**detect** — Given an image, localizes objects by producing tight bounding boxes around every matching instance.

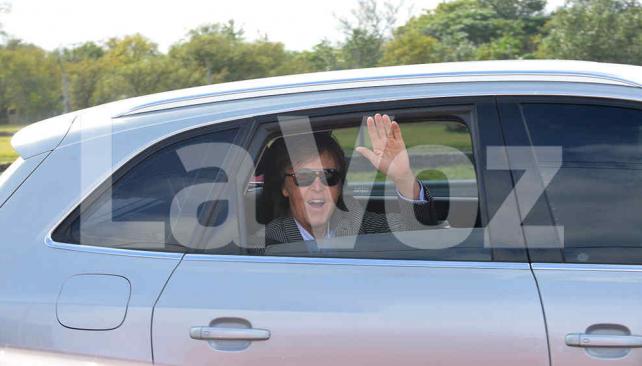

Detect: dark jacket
[260,184,438,246]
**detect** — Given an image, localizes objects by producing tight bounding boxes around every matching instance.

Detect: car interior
[241,112,487,259]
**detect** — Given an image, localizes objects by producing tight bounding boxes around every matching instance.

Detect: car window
[52,128,240,252]
[338,120,476,192]
[243,110,493,262]
[520,103,642,264]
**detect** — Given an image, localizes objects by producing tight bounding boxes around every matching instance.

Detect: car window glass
[53,128,240,252]
[521,103,642,264]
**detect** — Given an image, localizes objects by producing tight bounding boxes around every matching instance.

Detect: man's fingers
[374,113,385,139]
[355,146,379,167]
[391,121,402,140]
[366,116,381,146]
[382,114,392,137]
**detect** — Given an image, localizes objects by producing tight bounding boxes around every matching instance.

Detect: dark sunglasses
[285,168,342,187]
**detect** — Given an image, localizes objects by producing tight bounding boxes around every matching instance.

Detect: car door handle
[190,326,271,341]
[566,333,642,348]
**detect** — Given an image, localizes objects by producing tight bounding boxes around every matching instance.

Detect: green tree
[58,42,105,110]
[341,28,385,68]
[305,40,343,71]
[337,0,403,68]
[383,0,548,63]
[0,40,61,123]
[480,0,547,19]
[169,21,245,84]
[93,34,183,103]
[170,21,296,84]
[380,18,443,65]
[538,0,642,64]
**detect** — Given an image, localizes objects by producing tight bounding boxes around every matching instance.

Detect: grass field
[335,121,475,180]
[0,124,25,164]
[333,121,472,155]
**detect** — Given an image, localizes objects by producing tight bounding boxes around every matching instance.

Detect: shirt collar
[294,219,334,240]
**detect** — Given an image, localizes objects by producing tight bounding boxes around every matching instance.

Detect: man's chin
[307,215,331,229]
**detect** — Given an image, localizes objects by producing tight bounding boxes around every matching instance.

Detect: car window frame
[240,96,527,262]
[50,118,255,253]
[51,95,525,263]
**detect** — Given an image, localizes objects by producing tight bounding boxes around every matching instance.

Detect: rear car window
[52,128,240,252]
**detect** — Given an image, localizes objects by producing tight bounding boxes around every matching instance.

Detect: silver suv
[1,60,641,365]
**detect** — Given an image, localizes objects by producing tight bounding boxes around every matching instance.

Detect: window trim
[240,97,524,262]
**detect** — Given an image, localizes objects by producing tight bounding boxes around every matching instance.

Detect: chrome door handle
[566,333,642,348]
[190,326,271,341]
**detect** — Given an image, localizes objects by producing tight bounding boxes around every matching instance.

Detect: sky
[1,0,565,53]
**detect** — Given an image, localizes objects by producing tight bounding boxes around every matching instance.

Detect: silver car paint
[116,60,642,116]
[10,112,76,159]
[0,135,182,363]
[532,264,642,365]
[0,152,48,208]
[153,257,549,366]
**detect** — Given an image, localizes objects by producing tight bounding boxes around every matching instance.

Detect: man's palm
[355,114,413,183]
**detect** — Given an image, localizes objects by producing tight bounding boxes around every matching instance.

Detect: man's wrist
[392,170,416,186]
[393,173,419,200]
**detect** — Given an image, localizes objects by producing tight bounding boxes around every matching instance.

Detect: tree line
[0,0,641,124]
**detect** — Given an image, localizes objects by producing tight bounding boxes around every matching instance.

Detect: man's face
[281,151,341,233]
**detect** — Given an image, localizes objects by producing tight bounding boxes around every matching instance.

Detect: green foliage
[380,22,442,65]
[0,124,23,164]
[0,0,641,126]
[292,40,343,72]
[341,28,385,68]
[0,40,62,123]
[538,0,642,64]
[336,0,403,68]
[90,34,188,104]
[480,0,547,19]
[380,0,548,64]
[169,21,297,84]
[58,42,106,110]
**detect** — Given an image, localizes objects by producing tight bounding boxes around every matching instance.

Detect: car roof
[115,60,642,117]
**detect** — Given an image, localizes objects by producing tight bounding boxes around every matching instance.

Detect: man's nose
[310,176,324,191]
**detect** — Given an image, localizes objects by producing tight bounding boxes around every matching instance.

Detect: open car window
[243,109,493,262]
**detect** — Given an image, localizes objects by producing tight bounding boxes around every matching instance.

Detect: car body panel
[153,257,549,366]
[116,60,642,116]
[532,264,642,365]
[0,152,48,208]
[10,113,77,159]
[0,134,182,363]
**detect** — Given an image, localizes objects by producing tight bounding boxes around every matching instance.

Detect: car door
[152,97,549,366]
[498,95,642,366]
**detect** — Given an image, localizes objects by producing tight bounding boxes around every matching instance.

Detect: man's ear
[282,184,289,198]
